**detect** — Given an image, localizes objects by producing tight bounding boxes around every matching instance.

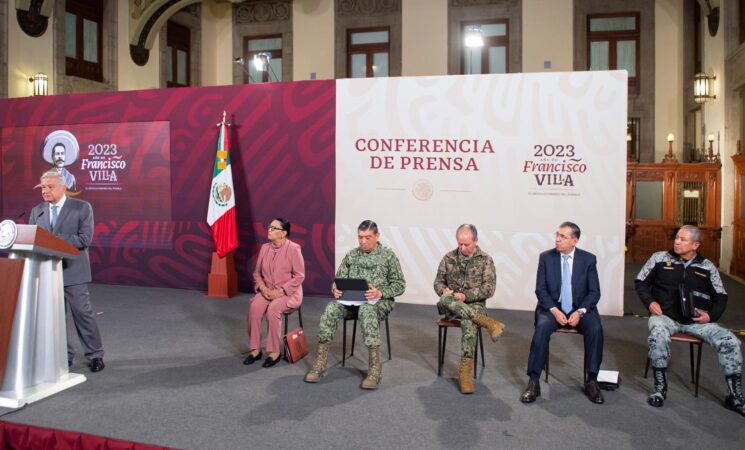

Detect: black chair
[279,306,303,361]
[644,332,703,397]
[437,318,485,378]
[544,327,586,383]
[341,313,391,367]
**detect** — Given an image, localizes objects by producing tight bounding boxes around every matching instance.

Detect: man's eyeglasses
[267,226,284,232]
[555,232,574,241]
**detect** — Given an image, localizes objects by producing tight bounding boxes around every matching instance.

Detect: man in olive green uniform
[435,224,504,394]
[305,220,406,389]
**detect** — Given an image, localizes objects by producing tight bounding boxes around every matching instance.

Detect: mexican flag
[206,113,238,257]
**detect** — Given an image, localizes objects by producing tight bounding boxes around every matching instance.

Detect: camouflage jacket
[434,246,496,306]
[335,242,406,301]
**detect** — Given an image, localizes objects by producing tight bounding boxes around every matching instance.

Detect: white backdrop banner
[335,71,627,316]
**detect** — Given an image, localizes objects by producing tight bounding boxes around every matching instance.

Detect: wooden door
[732,155,745,278]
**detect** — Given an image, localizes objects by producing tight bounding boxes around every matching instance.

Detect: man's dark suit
[526,247,603,381]
[30,196,103,362]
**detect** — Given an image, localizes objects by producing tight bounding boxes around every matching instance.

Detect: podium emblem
[0,219,18,249]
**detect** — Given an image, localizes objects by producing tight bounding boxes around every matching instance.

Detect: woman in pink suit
[244,218,305,367]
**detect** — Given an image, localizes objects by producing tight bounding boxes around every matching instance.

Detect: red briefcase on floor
[283,327,309,363]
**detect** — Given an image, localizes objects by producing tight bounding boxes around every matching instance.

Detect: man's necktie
[561,254,572,314]
[50,205,58,230]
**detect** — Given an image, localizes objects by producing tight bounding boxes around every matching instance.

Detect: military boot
[361,348,382,390]
[458,357,475,394]
[647,367,667,407]
[472,314,504,342]
[304,342,330,383]
[724,373,745,416]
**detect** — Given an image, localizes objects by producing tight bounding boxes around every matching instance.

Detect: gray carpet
[1,264,744,449]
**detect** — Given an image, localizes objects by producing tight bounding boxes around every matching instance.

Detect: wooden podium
[0,222,87,408]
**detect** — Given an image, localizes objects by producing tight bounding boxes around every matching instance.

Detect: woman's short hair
[275,217,291,236]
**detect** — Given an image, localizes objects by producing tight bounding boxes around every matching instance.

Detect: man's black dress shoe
[584,379,605,404]
[262,355,281,368]
[89,358,105,372]
[243,352,262,365]
[521,379,541,403]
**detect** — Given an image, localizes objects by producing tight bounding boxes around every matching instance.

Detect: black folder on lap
[334,278,368,302]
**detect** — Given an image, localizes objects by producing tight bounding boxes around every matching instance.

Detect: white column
[293,0,334,80]
[202,0,233,86]
[654,0,685,162]
[402,0,447,76]
[522,0,573,72]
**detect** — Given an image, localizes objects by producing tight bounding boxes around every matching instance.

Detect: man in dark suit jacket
[30,170,105,372]
[521,221,604,404]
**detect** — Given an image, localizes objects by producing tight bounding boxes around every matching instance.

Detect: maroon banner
[0,81,336,294]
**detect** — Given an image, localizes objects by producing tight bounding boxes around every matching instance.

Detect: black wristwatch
[577,309,585,318]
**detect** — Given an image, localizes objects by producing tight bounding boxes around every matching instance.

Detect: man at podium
[29,170,105,372]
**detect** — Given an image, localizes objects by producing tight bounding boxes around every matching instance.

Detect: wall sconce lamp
[29,73,48,96]
[705,133,721,162]
[693,72,716,103]
[707,134,715,161]
[626,132,633,162]
[662,133,677,163]
[464,26,484,48]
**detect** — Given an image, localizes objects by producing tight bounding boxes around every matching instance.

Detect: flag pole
[207,110,238,298]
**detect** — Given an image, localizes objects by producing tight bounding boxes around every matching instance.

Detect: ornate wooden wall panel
[626,162,721,265]
[628,226,670,263]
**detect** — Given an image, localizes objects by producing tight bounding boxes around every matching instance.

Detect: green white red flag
[206,111,238,257]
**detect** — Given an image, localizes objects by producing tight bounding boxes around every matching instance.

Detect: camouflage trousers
[648,314,742,375]
[437,294,485,358]
[317,299,394,348]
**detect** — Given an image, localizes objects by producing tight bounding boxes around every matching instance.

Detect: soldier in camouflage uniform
[305,220,406,389]
[434,224,504,394]
[636,225,744,416]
